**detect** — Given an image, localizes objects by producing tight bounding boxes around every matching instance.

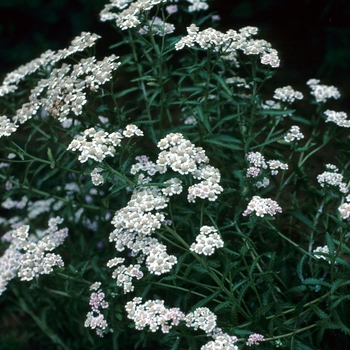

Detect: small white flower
[190,226,224,256]
[243,196,282,217]
[284,125,304,142]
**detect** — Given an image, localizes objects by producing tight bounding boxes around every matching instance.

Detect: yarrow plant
[1,1,350,349]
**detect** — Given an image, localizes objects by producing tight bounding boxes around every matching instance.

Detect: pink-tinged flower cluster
[246,167,261,178]
[246,152,288,176]
[246,333,265,346]
[85,282,109,337]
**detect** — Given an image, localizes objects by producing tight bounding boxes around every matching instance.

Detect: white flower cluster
[190,226,224,256]
[130,155,158,177]
[185,307,217,334]
[157,133,223,202]
[146,243,178,275]
[107,257,143,293]
[338,202,350,219]
[139,17,175,36]
[273,85,303,103]
[125,297,185,333]
[243,196,282,217]
[0,32,101,97]
[313,245,330,261]
[91,167,104,186]
[100,0,168,30]
[166,4,178,14]
[307,79,341,103]
[201,334,238,350]
[267,159,288,175]
[317,165,348,194]
[107,133,222,289]
[184,115,198,125]
[225,76,250,89]
[100,0,208,30]
[262,99,292,118]
[255,177,270,189]
[246,333,265,346]
[84,282,109,337]
[123,124,144,137]
[324,109,350,128]
[246,152,267,169]
[284,125,304,143]
[187,0,209,12]
[2,195,28,211]
[162,177,183,196]
[109,184,177,279]
[187,166,223,202]
[176,24,280,68]
[0,52,119,137]
[0,196,66,228]
[0,116,18,137]
[68,125,143,163]
[0,217,68,295]
[29,54,119,123]
[246,152,288,176]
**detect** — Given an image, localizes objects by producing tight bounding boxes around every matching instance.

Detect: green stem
[264,323,317,342]
[162,224,251,319]
[150,281,221,302]
[266,221,316,259]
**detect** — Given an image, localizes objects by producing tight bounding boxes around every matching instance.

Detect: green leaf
[190,290,221,310]
[286,210,316,231]
[331,279,350,294]
[212,73,233,97]
[250,134,284,149]
[258,109,295,116]
[204,138,243,151]
[325,232,335,256]
[212,112,245,130]
[327,214,347,228]
[214,300,230,312]
[113,87,139,98]
[329,295,350,309]
[310,304,329,320]
[47,147,55,169]
[303,278,331,288]
[254,303,274,318]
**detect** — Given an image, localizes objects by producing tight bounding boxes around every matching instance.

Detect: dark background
[0,0,350,101]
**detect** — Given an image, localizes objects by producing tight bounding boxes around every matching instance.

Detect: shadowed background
[0,0,349,100]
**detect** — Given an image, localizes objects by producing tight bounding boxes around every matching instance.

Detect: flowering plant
[1,1,350,349]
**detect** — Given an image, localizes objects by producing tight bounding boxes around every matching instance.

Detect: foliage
[0,1,350,349]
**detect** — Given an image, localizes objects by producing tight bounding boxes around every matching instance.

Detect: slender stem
[264,323,317,342]
[266,221,315,259]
